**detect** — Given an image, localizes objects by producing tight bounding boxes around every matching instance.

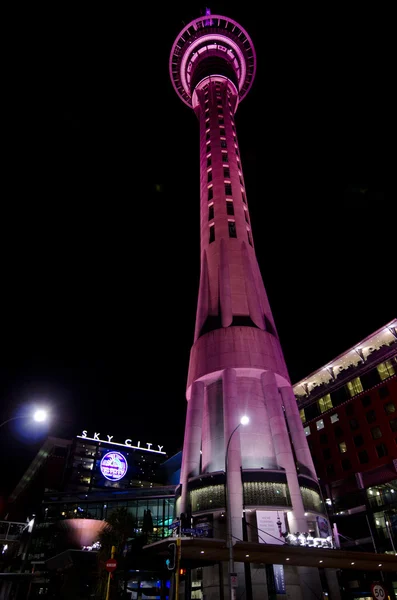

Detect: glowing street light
[225,415,249,600]
[0,408,49,430]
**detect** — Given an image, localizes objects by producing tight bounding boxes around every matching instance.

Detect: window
[323,448,331,460]
[318,394,333,413]
[371,427,382,440]
[379,386,390,399]
[384,402,396,414]
[339,442,347,453]
[209,225,215,244]
[326,463,335,476]
[247,230,253,246]
[316,419,325,431]
[207,170,212,183]
[334,425,343,438]
[226,201,234,216]
[225,183,232,196]
[347,377,364,397]
[304,426,311,436]
[220,128,225,136]
[235,146,239,156]
[228,221,237,238]
[208,187,213,201]
[358,450,369,464]
[299,409,306,423]
[219,117,224,125]
[377,360,395,381]
[330,413,339,424]
[389,419,397,432]
[349,418,359,431]
[353,434,364,447]
[222,152,228,163]
[345,403,355,416]
[207,157,211,167]
[208,205,214,221]
[241,191,246,204]
[217,107,223,114]
[341,458,352,471]
[244,210,249,223]
[221,140,227,148]
[376,443,388,458]
[223,167,230,178]
[206,143,211,152]
[320,433,328,444]
[206,131,210,141]
[366,410,376,424]
[361,395,371,408]
[240,176,244,185]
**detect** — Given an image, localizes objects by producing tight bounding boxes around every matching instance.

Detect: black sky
[1,3,393,498]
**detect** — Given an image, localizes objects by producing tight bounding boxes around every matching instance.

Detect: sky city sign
[77,431,166,454]
[100,451,128,481]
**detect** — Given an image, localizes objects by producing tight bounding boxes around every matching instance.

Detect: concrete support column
[325,568,342,600]
[180,380,205,514]
[280,386,316,479]
[262,372,306,534]
[223,368,244,543]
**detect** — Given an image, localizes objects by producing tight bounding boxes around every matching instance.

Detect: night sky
[0,4,393,499]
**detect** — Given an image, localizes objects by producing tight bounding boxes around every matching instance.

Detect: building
[295,318,397,599]
[169,11,340,600]
[1,432,178,599]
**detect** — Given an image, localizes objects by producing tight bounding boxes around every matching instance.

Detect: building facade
[295,318,397,599]
[170,12,338,600]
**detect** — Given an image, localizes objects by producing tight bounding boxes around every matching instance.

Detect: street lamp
[0,408,49,430]
[225,415,249,600]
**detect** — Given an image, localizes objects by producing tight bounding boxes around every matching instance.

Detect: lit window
[300,409,306,423]
[371,426,382,440]
[316,419,325,431]
[339,442,347,453]
[318,394,333,413]
[377,360,395,381]
[330,413,339,424]
[346,377,363,397]
[384,402,396,414]
[304,426,311,436]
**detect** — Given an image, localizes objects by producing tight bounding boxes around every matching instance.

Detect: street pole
[225,423,242,600]
[105,545,116,600]
[174,536,181,599]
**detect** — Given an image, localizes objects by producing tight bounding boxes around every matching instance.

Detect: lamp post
[0,409,49,430]
[225,415,249,600]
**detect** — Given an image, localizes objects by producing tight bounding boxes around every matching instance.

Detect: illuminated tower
[170,12,336,600]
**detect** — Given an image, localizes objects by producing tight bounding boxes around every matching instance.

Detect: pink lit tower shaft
[170,12,337,600]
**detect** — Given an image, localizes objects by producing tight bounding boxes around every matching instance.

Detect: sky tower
[170,11,337,600]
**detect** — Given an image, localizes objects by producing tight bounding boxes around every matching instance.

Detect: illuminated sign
[100,451,128,481]
[77,431,165,454]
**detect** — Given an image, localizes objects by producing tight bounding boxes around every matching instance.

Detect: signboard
[230,573,238,588]
[78,430,165,454]
[273,564,286,595]
[193,514,213,538]
[371,583,387,599]
[316,516,330,538]
[100,451,128,481]
[105,559,117,572]
[256,511,285,545]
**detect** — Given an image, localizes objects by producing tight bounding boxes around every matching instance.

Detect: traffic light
[179,568,186,581]
[165,542,176,571]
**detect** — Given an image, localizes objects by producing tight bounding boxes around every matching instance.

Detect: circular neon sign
[100,451,128,481]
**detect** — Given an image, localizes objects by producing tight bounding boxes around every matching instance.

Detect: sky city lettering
[77,430,165,454]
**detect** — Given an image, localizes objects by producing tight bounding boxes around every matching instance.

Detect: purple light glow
[100,451,128,481]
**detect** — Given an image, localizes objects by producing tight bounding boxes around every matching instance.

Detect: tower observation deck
[170,12,337,600]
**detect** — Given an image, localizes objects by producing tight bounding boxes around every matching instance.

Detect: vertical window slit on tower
[208,186,213,201]
[208,204,214,221]
[247,230,253,246]
[226,201,234,216]
[225,182,232,196]
[228,221,237,238]
[209,224,215,244]
[208,170,212,183]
